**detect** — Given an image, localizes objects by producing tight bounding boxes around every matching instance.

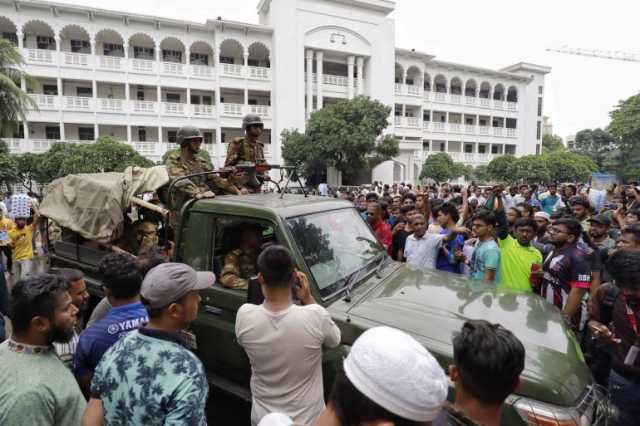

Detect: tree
[508,155,551,184]
[541,134,564,153]
[487,155,516,183]
[573,128,617,169]
[419,152,466,183]
[281,96,399,183]
[608,93,640,181]
[471,165,491,183]
[543,150,597,183]
[0,39,37,136]
[0,152,18,192]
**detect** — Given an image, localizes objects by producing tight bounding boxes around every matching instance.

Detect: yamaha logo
[107,324,120,335]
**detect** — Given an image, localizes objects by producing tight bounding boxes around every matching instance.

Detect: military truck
[47,192,609,425]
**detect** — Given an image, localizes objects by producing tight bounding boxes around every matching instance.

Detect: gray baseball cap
[141,263,215,308]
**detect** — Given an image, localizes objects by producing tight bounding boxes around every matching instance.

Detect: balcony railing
[478,126,490,135]
[493,127,503,136]
[191,64,214,78]
[162,61,184,75]
[192,104,215,117]
[222,103,244,116]
[464,125,476,134]
[394,116,402,126]
[423,121,430,131]
[248,104,271,118]
[64,96,91,110]
[62,52,90,67]
[479,98,490,107]
[132,100,156,114]
[162,102,185,115]
[406,117,419,128]
[449,123,461,133]
[506,128,517,137]
[248,66,269,80]
[434,92,447,102]
[394,83,402,94]
[29,94,57,109]
[407,85,421,96]
[97,55,123,70]
[465,96,476,105]
[507,102,517,111]
[323,74,348,86]
[423,91,430,101]
[221,63,243,77]
[494,100,504,110]
[450,94,461,104]
[98,98,124,113]
[25,48,54,64]
[433,122,445,132]
[131,59,154,73]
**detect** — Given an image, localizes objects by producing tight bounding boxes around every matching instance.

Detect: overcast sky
[53,0,640,139]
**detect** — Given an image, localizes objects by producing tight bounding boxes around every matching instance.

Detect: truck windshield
[286,208,386,298]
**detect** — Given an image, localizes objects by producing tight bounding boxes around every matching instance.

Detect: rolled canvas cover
[39,166,169,243]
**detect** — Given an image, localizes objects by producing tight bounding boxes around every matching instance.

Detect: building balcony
[419,89,518,112]
[449,123,461,133]
[394,116,420,128]
[97,98,125,113]
[221,103,271,119]
[61,52,90,68]
[29,94,58,109]
[63,95,92,110]
[420,122,516,138]
[24,48,56,65]
[424,151,496,164]
[220,63,271,80]
[132,100,156,114]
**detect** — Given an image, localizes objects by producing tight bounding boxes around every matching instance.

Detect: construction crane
[546,46,640,63]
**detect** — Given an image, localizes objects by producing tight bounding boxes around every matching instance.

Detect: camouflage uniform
[165,148,239,207]
[219,248,258,290]
[224,137,267,168]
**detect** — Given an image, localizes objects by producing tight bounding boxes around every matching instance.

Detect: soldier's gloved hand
[196,191,216,199]
[239,188,249,195]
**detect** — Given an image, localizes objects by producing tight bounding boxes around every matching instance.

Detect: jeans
[11,258,33,283]
[609,369,640,426]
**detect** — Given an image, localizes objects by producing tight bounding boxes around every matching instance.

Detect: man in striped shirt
[53,269,89,369]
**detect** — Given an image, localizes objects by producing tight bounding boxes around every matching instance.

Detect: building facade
[0,0,550,184]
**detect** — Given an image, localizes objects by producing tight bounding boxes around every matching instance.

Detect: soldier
[225,114,269,192]
[165,125,242,208]
[220,225,262,290]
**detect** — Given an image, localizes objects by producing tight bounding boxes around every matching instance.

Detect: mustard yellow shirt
[8,224,34,261]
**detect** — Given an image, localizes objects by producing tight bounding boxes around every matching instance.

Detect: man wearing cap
[533,211,551,244]
[316,326,448,426]
[84,263,213,426]
[589,214,615,251]
[165,125,242,208]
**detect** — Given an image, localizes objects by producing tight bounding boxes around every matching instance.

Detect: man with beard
[539,218,592,332]
[53,268,90,369]
[588,215,616,251]
[0,274,86,425]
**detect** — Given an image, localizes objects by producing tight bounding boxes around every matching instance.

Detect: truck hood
[342,265,592,406]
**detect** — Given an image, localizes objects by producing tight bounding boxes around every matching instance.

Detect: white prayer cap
[257,413,293,426]
[344,326,448,422]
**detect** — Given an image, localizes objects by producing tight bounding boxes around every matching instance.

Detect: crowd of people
[0,180,639,426]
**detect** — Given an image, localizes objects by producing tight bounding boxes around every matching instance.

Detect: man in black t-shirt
[540,218,592,331]
[391,206,417,261]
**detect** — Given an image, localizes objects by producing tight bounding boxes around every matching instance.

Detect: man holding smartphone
[235,245,341,426]
[589,250,640,426]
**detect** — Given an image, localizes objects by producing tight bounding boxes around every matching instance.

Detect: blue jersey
[470,239,501,283]
[436,229,465,274]
[74,301,149,377]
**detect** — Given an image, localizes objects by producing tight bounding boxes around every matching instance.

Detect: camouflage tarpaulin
[39,166,169,243]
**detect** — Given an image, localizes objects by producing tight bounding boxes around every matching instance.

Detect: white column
[356,57,364,96]
[156,47,162,74]
[401,104,406,125]
[243,48,249,114]
[123,43,129,59]
[92,80,97,101]
[347,55,355,100]
[23,121,29,141]
[125,84,130,102]
[158,126,163,143]
[94,122,99,141]
[316,51,323,110]
[185,49,190,65]
[126,125,132,143]
[55,36,60,53]
[306,49,314,118]
[17,31,23,49]
[57,77,63,106]
[60,123,65,141]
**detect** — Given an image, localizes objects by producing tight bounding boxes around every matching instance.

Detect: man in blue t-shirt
[435,203,467,274]
[74,253,148,397]
[468,211,501,284]
[540,183,564,215]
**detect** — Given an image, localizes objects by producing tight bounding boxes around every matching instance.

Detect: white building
[542,116,553,136]
[0,0,550,185]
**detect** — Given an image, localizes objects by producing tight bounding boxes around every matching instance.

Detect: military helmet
[242,114,263,131]
[177,125,203,146]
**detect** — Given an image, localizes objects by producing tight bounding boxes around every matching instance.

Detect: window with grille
[505,145,516,155]
[537,98,543,116]
[45,126,60,140]
[2,32,18,45]
[79,127,95,141]
[220,56,234,64]
[43,85,58,95]
[190,53,208,65]
[77,87,92,97]
[167,131,177,143]
[536,121,541,140]
[138,129,146,142]
[37,36,55,50]
[133,46,154,60]
[204,132,213,144]
[162,49,182,63]
[478,145,486,154]
[166,93,180,103]
[248,59,260,67]
[103,43,124,57]
[70,39,90,53]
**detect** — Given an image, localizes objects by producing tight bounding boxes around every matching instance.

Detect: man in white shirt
[236,245,341,426]
[404,214,468,270]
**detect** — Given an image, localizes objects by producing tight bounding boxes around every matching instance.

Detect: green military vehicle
[47,192,609,425]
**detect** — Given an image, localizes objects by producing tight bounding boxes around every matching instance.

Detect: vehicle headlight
[509,385,610,426]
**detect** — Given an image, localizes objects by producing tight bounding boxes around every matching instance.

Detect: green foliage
[508,155,551,183]
[0,39,37,136]
[471,165,491,183]
[0,139,9,155]
[487,155,516,183]
[573,128,617,169]
[542,150,597,182]
[541,134,564,153]
[281,96,399,182]
[0,153,18,191]
[419,152,466,183]
[12,137,153,192]
[608,93,640,181]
